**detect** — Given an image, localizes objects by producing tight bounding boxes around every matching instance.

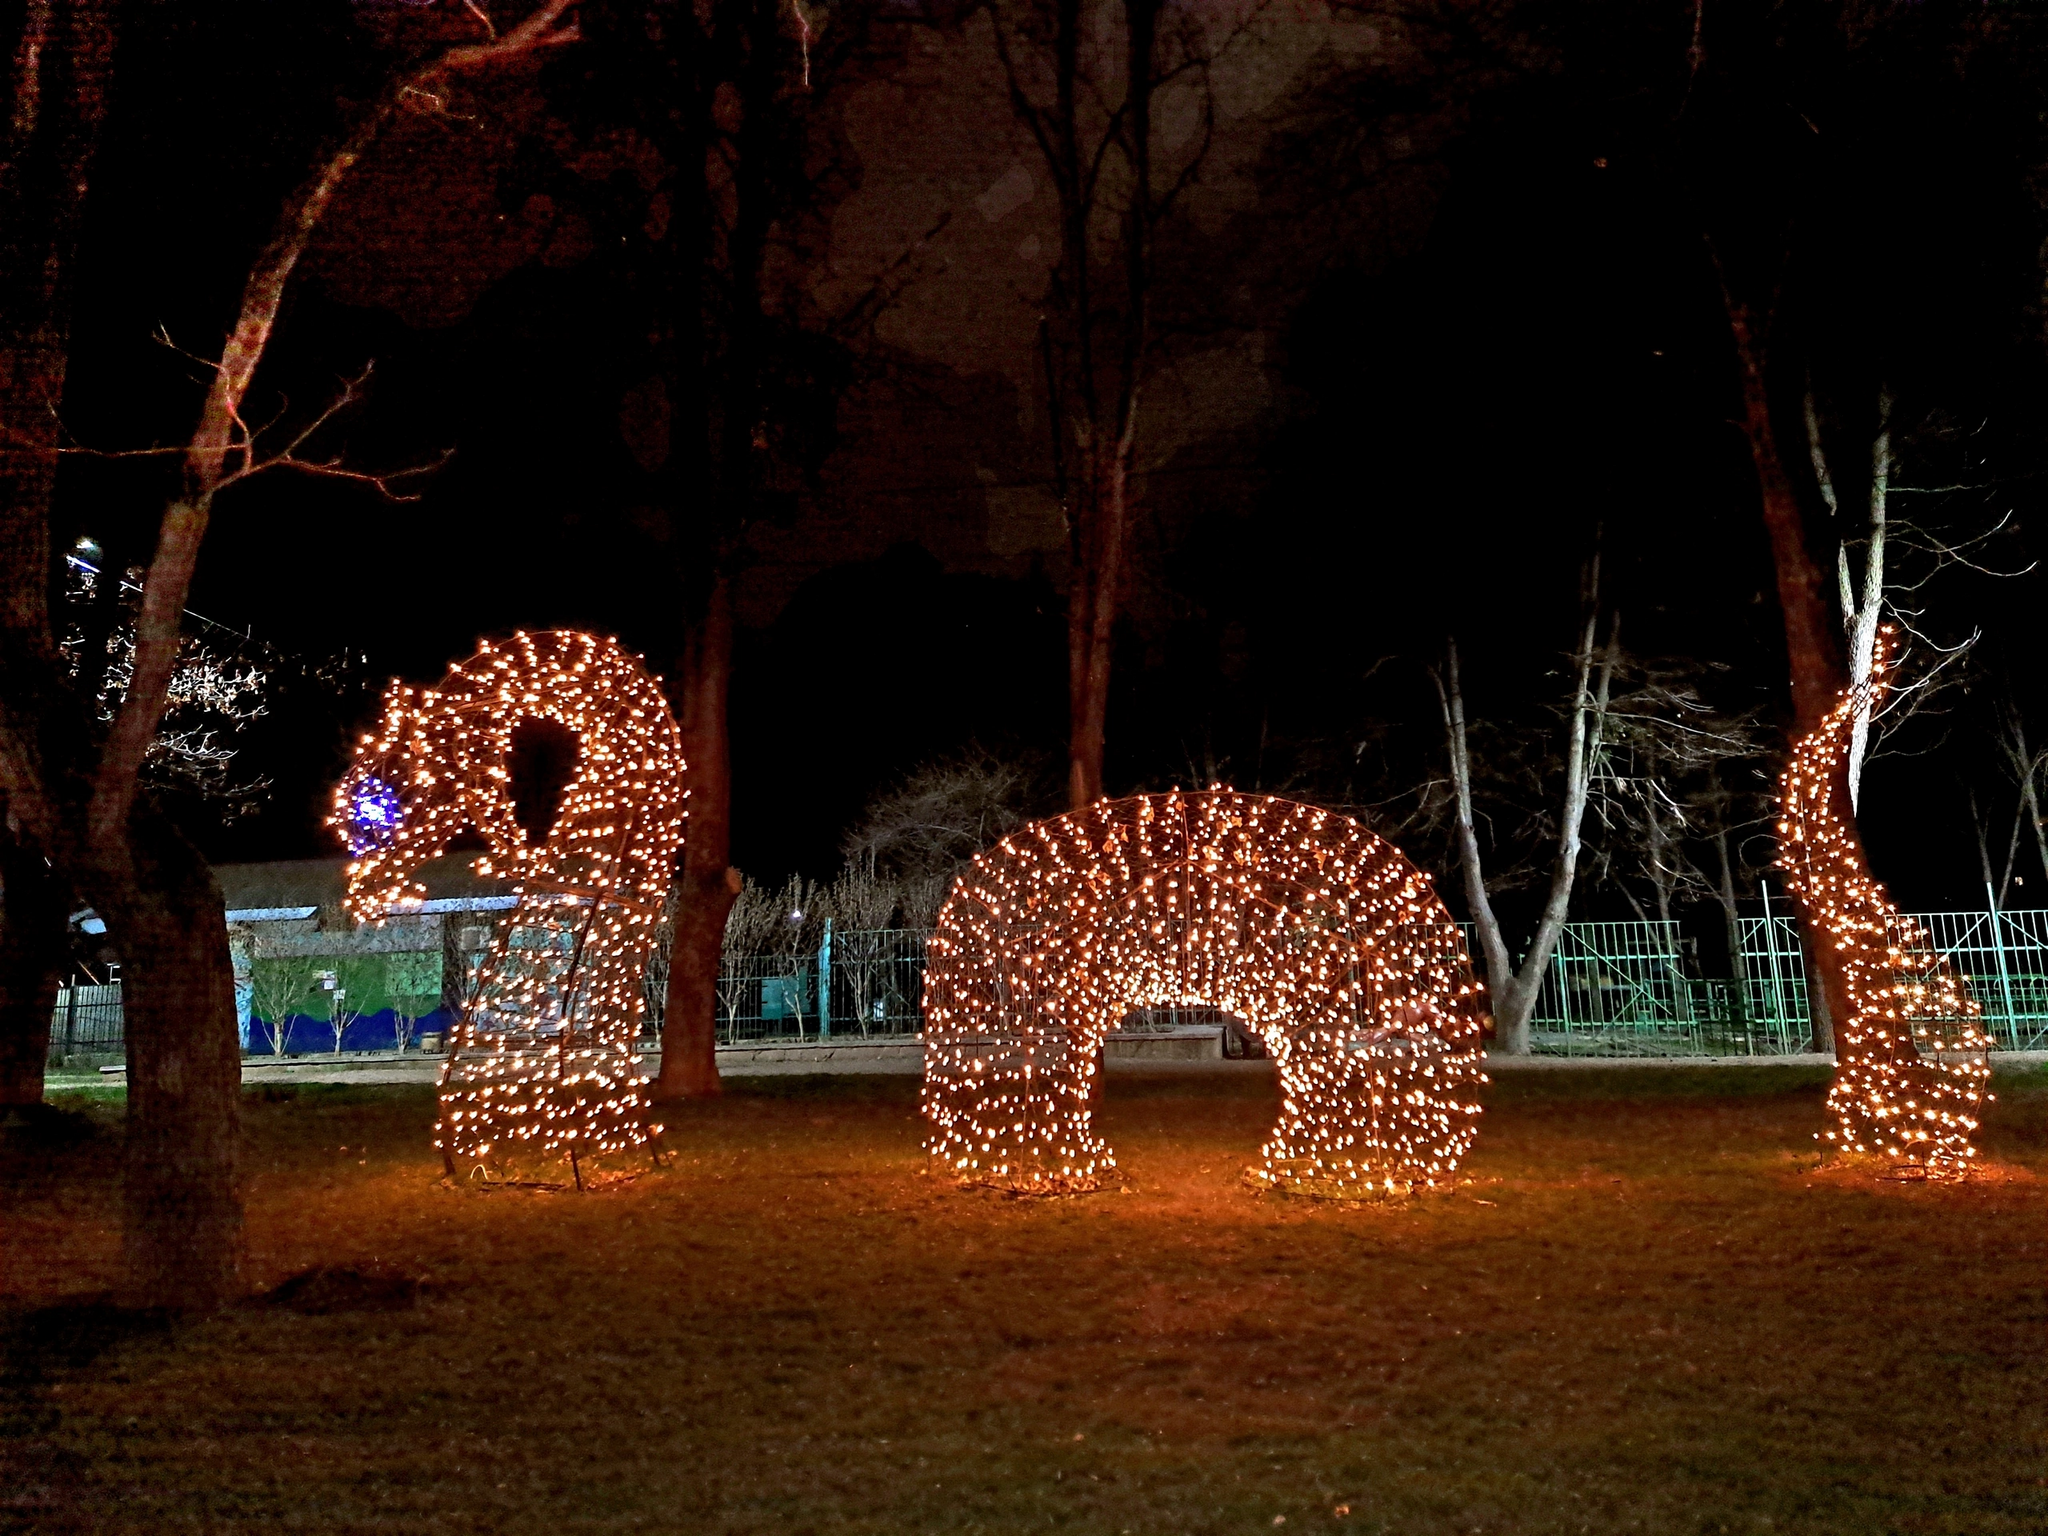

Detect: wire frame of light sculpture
[921,788,1489,1197]
[1778,631,1991,1176]
[330,630,688,1178]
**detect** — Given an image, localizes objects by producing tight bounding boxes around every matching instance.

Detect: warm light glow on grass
[1778,629,1991,1176]
[331,631,687,1177]
[921,788,1488,1196]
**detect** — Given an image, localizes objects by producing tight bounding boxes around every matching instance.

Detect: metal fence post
[1759,881,1791,1049]
[818,918,832,1041]
[62,978,78,1062]
[1985,882,2020,1051]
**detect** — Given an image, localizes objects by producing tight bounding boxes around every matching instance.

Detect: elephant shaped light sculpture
[921,788,1489,1196]
[331,631,687,1179]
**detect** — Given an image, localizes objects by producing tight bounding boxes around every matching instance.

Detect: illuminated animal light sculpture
[921,789,1488,1196]
[1779,632,1991,1176]
[331,631,688,1181]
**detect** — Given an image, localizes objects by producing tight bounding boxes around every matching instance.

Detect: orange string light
[330,631,687,1177]
[921,788,1488,1196]
[1778,629,1991,1176]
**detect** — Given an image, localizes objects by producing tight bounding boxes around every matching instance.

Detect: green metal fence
[1516,903,2048,1058]
[1522,917,1815,1058]
[1737,911,1812,1047]
[45,980,125,1065]
[1908,908,2048,1052]
[1520,905,1818,1057]
[235,904,2048,1061]
[643,924,929,1045]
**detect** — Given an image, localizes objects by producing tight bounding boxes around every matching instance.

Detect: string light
[330,631,688,1179]
[921,788,1488,1197]
[1778,629,1990,1177]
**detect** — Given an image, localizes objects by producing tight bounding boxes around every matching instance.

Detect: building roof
[215,856,513,920]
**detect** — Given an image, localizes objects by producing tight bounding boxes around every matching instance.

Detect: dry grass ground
[3,1064,2045,1535]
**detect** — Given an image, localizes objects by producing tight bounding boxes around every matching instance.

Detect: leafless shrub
[899,870,955,931]
[245,938,318,1057]
[721,877,783,958]
[826,853,900,931]
[842,750,1042,883]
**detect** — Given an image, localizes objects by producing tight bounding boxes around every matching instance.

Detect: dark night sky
[48,0,2048,919]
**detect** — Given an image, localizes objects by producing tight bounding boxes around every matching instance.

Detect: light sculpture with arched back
[1778,631,1991,1175]
[921,789,1489,1196]
[330,631,688,1177]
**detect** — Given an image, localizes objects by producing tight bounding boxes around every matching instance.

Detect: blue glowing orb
[345,776,403,854]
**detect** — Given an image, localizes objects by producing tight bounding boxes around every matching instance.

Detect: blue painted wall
[243,1006,457,1056]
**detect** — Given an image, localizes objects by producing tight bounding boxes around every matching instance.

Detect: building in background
[219,857,513,1054]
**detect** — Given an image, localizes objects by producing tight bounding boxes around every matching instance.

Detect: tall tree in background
[0,0,116,1110]
[534,2,867,1100]
[1434,560,1617,1055]
[985,0,1223,806]
[0,0,576,1305]
[1407,0,2048,1047]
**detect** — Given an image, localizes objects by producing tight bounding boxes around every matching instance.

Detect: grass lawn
[3,1064,2045,1535]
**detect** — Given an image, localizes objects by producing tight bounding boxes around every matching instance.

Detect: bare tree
[560,2,878,1104]
[1991,694,2048,902]
[0,1,578,1307]
[842,751,1040,881]
[1805,386,1889,809]
[983,0,1242,805]
[721,876,784,958]
[0,832,69,1106]
[0,0,114,1115]
[764,875,832,1035]
[1588,660,1770,927]
[1804,389,2026,812]
[1686,760,1779,993]
[1432,567,1617,1055]
[827,853,901,1037]
[323,957,376,1058]
[900,870,954,931]
[245,943,318,1059]
[712,876,781,1035]
[59,552,270,814]
[1715,283,1862,1054]
[769,875,832,958]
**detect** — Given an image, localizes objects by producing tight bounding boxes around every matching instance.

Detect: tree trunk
[1722,294,1858,1049]
[90,810,241,1310]
[0,0,577,1310]
[1067,457,1128,808]
[1969,785,1995,892]
[2004,711,2048,888]
[1712,824,1749,1031]
[1726,301,1850,732]
[0,0,115,638]
[1436,605,1616,1054]
[657,576,738,1101]
[0,829,68,1105]
[1842,395,1890,809]
[1798,922,1835,1057]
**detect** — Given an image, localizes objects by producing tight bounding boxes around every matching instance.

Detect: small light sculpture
[331,631,687,1179]
[1779,631,1990,1175]
[921,788,1488,1196]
